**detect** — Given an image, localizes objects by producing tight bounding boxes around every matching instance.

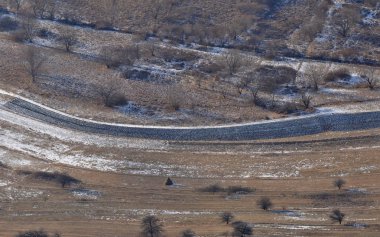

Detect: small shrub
[32,171,81,188]
[106,93,128,107]
[232,221,253,237]
[37,28,56,39]
[324,68,350,82]
[16,230,49,237]
[197,61,223,74]
[0,16,18,31]
[334,178,346,190]
[227,186,255,195]
[159,48,199,62]
[220,212,234,224]
[16,170,33,175]
[274,102,298,114]
[181,229,196,237]
[0,161,9,169]
[15,229,60,237]
[200,184,225,193]
[165,177,174,186]
[255,65,297,85]
[257,197,273,211]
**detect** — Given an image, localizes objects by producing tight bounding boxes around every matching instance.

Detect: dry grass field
[1,101,380,236]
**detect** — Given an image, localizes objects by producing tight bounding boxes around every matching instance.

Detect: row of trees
[140,207,346,237]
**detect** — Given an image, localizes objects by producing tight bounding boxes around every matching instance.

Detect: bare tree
[303,64,329,91]
[360,68,378,90]
[181,229,196,237]
[141,215,164,237]
[16,15,36,42]
[334,178,346,190]
[330,209,345,224]
[24,47,46,83]
[223,50,242,75]
[31,0,48,18]
[232,221,253,237]
[95,77,126,107]
[148,0,174,35]
[9,0,23,14]
[249,87,260,105]
[58,29,77,52]
[301,92,313,109]
[145,40,158,57]
[220,212,234,224]
[333,7,360,38]
[257,197,273,211]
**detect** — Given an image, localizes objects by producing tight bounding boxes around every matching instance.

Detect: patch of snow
[0,181,8,187]
[356,166,377,174]
[336,74,365,86]
[1,186,43,200]
[362,8,379,25]
[320,88,356,94]
[347,188,368,194]
[71,189,101,200]
[255,223,329,231]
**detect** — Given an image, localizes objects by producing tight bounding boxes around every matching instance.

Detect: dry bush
[158,47,199,62]
[100,45,139,68]
[181,229,196,237]
[165,84,186,111]
[227,186,255,195]
[16,229,60,237]
[0,16,18,31]
[275,102,299,114]
[95,77,127,107]
[197,60,224,74]
[324,68,350,82]
[255,65,297,86]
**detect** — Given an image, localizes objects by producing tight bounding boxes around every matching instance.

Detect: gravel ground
[4,98,380,141]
